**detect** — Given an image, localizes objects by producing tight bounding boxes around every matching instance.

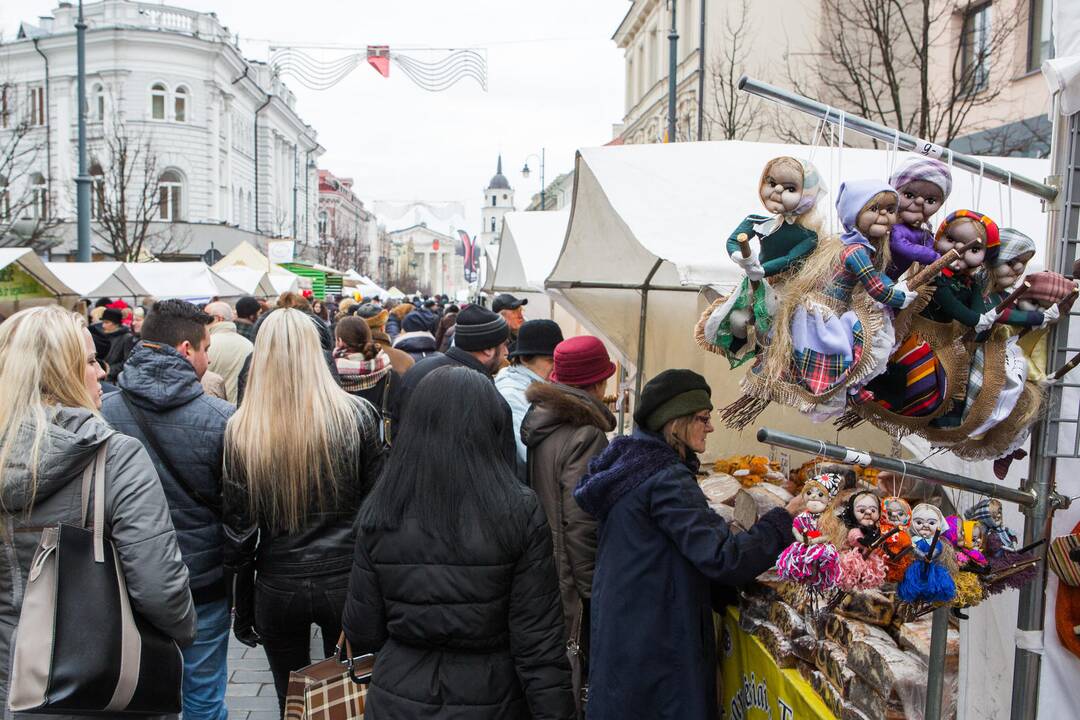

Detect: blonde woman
[223,308,385,712]
[0,306,196,713]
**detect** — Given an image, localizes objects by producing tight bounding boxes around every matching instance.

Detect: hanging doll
[829,489,889,592]
[775,472,843,593]
[943,516,989,571]
[965,498,1040,593]
[887,157,953,279]
[880,496,915,583]
[697,156,824,368]
[897,503,957,604]
[726,180,918,427]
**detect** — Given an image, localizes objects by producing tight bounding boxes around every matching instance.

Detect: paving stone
[225,694,282,712]
[230,657,275,670]
[258,684,278,696]
[227,682,262,697]
[249,712,284,720]
[230,669,275,685]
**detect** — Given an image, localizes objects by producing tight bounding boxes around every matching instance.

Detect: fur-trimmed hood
[521,381,615,449]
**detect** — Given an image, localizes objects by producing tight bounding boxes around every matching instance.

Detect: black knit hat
[509,319,563,359]
[101,307,124,325]
[454,304,509,351]
[633,369,713,432]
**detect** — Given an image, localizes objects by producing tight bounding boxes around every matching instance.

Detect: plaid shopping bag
[284,639,373,720]
[1049,530,1080,587]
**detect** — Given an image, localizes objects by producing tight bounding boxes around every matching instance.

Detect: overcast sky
[1,0,628,237]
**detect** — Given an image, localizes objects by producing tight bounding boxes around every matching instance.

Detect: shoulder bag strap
[119,391,223,519]
[80,442,110,563]
[380,374,392,447]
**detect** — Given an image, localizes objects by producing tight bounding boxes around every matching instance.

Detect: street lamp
[75,0,91,261]
[520,148,545,210]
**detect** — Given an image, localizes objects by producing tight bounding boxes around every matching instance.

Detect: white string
[888,128,901,178]
[977,160,985,208]
[1007,172,1014,227]
[944,149,955,216]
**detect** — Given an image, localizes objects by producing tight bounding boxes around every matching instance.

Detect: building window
[961,4,992,95]
[0,175,9,220]
[158,169,183,221]
[29,86,45,126]
[317,210,328,236]
[491,195,496,206]
[29,173,47,219]
[174,85,188,122]
[151,83,167,120]
[1,85,10,129]
[89,163,105,219]
[1027,0,1053,71]
[91,82,105,121]
[490,217,496,232]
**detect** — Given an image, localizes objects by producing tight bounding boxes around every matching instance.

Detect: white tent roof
[268,272,300,295]
[0,248,77,297]
[386,286,406,299]
[492,210,570,293]
[124,262,246,300]
[214,266,279,298]
[45,262,146,299]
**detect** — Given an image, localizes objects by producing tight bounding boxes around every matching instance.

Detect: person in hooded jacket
[0,306,196,715]
[386,302,413,340]
[345,367,574,719]
[354,303,414,376]
[391,311,439,362]
[520,335,616,710]
[574,369,801,720]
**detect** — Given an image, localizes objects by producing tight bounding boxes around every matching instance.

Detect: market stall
[212,241,301,297]
[0,248,77,312]
[45,261,147,300]
[123,262,245,302]
[213,265,280,298]
[278,261,344,300]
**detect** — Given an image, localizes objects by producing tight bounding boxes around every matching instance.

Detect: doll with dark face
[897,503,957,603]
[922,210,999,332]
[880,496,915,583]
[834,490,888,591]
[887,157,952,279]
[699,157,824,368]
[965,498,1039,593]
[775,472,842,592]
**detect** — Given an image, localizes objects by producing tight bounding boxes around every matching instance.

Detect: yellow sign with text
[719,607,835,720]
[0,263,49,301]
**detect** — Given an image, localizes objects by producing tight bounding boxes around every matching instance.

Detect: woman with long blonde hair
[223,308,384,712]
[0,306,196,712]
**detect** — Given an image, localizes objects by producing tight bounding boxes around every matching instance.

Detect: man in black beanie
[399,303,510,413]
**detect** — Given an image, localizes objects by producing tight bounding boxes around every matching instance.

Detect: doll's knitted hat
[807,472,843,498]
[935,209,1000,265]
[889,156,953,199]
[995,228,1037,267]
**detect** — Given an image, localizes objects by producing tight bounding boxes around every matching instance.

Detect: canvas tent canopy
[45,262,146,299]
[124,262,245,301]
[212,240,300,297]
[0,248,77,307]
[214,265,280,298]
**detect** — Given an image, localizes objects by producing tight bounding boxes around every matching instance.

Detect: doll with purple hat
[887,156,953,279]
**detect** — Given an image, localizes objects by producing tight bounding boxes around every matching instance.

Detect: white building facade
[388,223,466,298]
[479,155,514,248]
[0,0,323,259]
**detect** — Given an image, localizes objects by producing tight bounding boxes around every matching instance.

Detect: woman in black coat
[573,369,801,720]
[344,366,574,720]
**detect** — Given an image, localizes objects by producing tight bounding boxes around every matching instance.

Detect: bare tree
[0,81,60,250]
[703,0,758,141]
[90,109,181,261]
[792,0,1026,149]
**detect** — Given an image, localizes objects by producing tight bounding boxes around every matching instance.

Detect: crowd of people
[0,288,802,720]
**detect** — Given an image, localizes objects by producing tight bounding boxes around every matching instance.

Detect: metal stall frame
[737,77,1071,720]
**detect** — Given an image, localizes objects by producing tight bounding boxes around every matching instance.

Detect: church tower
[480,155,515,247]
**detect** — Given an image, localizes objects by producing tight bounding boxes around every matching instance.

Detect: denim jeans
[181,598,230,720]
[254,573,349,712]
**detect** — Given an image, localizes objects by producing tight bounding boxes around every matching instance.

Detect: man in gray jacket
[102,299,234,720]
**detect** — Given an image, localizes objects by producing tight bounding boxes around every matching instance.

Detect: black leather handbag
[8,441,184,715]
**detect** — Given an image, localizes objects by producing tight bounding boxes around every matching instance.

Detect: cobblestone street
[225,628,323,719]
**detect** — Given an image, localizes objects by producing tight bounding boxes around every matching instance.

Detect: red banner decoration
[458,230,478,283]
[367,46,390,78]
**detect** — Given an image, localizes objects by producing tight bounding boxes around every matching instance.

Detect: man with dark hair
[89,306,130,361]
[234,296,261,342]
[101,299,234,720]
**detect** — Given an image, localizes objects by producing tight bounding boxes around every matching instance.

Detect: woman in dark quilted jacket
[345,366,574,720]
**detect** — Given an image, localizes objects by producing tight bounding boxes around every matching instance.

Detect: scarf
[965,499,1018,551]
[334,349,392,393]
[836,179,898,249]
[753,156,826,236]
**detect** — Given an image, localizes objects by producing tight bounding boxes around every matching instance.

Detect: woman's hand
[785,493,806,517]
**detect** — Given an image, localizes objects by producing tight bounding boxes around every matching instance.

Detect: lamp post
[666,0,678,143]
[520,148,545,210]
[75,0,91,261]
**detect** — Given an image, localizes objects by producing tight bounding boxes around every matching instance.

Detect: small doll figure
[887,157,953,279]
[922,210,1000,333]
[944,516,988,571]
[897,503,957,604]
[988,229,1059,330]
[775,472,843,593]
[965,498,1039,593]
[833,490,888,592]
[880,496,914,583]
[698,157,824,368]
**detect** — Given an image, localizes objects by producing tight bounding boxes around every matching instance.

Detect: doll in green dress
[696,156,825,368]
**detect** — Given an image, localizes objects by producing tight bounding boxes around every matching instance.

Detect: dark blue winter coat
[574,429,793,720]
[102,342,235,605]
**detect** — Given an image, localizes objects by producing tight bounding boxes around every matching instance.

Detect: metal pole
[540,147,545,211]
[737,76,1058,203]
[755,428,1049,508]
[696,0,705,141]
[75,0,91,262]
[924,605,950,720]
[666,1,678,142]
[633,259,663,413]
[616,364,627,437]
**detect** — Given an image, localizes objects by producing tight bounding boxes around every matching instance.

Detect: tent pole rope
[633,259,663,415]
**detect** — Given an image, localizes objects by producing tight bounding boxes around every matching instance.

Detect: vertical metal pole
[75,0,91,262]
[633,260,663,416]
[924,605,950,720]
[616,364,627,436]
[667,1,678,142]
[696,0,705,141]
[540,147,545,211]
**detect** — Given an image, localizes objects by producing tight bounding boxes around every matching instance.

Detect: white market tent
[45,262,146,300]
[548,140,1050,457]
[124,262,246,301]
[343,270,387,299]
[0,248,77,307]
[212,240,300,297]
[214,265,280,298]
[385,286,406,300]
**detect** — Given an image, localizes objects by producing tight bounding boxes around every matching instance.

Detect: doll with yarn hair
[775,472,843,592]
[887,156,952,279]
[898,503,958,604]
[965,498,1039,593]
[697,156,824,368]
[880,496,915,583]
[829,489,889,592]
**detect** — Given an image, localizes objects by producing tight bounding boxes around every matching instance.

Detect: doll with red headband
[775,472,843,593]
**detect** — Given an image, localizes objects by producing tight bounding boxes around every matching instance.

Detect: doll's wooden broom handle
[905,239,980,291]
[736,233,761,292]
[994,281,1031,314]
[1018,287,1078,339]
[1051,351,1080,381]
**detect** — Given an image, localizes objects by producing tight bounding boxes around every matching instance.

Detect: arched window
[30,173,47,219]
[174,85,188,122]
[91,82,105,121]
[158,169,183,221]
[150,83,167,120]
[89,162,105,219]
[317,210,328,237]
[0,175,9,220]
[247,190,253,227]
[490,216,496,232]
